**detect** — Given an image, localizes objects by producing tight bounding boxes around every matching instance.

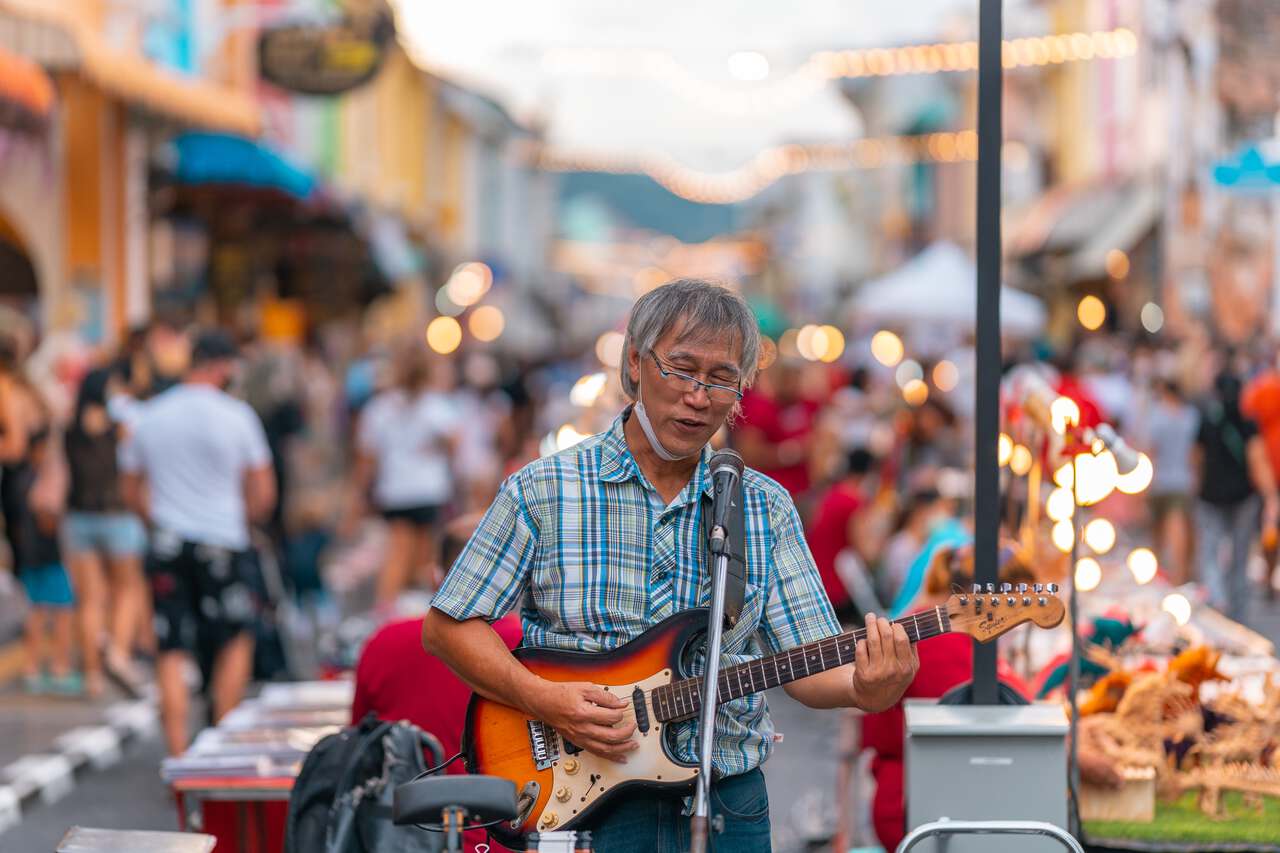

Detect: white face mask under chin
[634,379,699,461]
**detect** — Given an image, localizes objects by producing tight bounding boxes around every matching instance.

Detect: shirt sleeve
[238,404,272,469]
[354,400,381,455]
[117,423,143,474]
[758,491,841,653]
[431,473,538,621]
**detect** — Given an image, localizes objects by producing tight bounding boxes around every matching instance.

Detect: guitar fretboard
[650,607,949,723]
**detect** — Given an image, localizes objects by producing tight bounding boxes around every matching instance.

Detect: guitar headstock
[945,583,1065,642]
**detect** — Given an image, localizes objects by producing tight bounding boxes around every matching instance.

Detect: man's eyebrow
[666,350,740,376]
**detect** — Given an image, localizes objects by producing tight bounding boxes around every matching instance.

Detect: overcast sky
[391,0,1015,170]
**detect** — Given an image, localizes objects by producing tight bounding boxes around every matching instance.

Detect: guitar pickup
[633,686,650,734]
[528,720,560,770]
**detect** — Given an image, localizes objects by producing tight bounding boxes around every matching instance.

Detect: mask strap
[634,375,698,461]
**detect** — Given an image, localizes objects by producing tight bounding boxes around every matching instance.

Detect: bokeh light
[1116,452,1153,494]
[997,433,1013,467]
[1010,444,1033,476]
[1075,557,1102,591]
[1127,548,1158,585]
[1105,249,1130,279]
[870,330,904,367]
[1074,450,1118,506]
[902,378,929,406]
[817,325,845,362]
[425,316,462,354]
[1052,519,1075,553]
[446,262,493,307]
[1053,461,1074,489]
[1050,396,1081,434]
[932,359,959,391]
[468,305,505,342]
[895,359,923,388]
[1141,302,1164,334]
[1046,487,1075,522]
[569,372,608,407]
[595,331,625,368]
[1077,295,1106,331]
[1161,592,1192,626]
[1083,518,1116,554]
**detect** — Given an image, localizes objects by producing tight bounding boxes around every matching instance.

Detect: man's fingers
[581,703,626,726]
[863,612,882,663]
[584,686,628,708]
[581,723,637,747]
[891,622,913,669]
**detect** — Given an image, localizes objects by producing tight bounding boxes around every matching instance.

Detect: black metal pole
[973,0,1003,705]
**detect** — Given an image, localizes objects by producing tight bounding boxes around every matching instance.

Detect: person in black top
[62,367,148,698]
[1194,369,1280,623]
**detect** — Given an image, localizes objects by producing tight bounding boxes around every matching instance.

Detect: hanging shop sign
[257,11,394,96]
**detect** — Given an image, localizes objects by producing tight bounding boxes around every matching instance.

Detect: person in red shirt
[351,515,523,763]
[861,550,1031,851]
[1243,367,1280,597]
[806,447,877,620]
[735,359,822,496]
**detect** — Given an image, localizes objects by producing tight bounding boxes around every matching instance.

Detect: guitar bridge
[527,720,561,770]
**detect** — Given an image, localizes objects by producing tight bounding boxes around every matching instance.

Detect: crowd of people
[5,289,1280,850]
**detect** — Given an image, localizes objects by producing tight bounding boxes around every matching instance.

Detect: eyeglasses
[649,352,743,403]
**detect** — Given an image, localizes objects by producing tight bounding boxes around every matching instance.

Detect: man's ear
[626,347,641,389]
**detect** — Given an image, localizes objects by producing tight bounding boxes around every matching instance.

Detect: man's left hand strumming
[851,613,920,713]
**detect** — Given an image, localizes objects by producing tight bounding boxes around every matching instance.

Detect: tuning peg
[986,583,995,593]
[1017,583,1028,593]
[972,583,982,595]
[1033,583,1043,593]
[1007,596,1016,606]
[1000,582,1012,593]
[1048,583,1060,594]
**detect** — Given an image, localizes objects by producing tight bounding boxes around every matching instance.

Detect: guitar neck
[651,607,951,723]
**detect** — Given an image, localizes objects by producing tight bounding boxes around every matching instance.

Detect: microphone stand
[689,526,731,853]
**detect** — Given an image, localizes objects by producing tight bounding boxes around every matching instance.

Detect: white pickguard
[533,670,698,831]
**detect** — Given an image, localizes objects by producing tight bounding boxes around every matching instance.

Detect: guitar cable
[404,752,512,838]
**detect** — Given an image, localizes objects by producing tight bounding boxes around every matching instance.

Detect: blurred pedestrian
[121,330,276,754]
[1242,363,1280,598]
[0,339,77,693]
[805,447,878,621]
[62,366,148,698]
[1193,369,1279,622]
[1144,379,1198,585]
[735,357,821,499]
[346,339,459,606]
[879,489,956,609]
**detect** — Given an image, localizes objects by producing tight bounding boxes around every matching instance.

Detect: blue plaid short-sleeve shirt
[431,407,840,776]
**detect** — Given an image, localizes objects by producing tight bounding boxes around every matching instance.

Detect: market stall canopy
[0,0,261,137]
[0,44,53,132]
[1008,180,1159,283]
[851,241,1046,337]
[173,133,315,199]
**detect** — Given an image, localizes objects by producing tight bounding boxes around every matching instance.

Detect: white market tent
[851,242,1046,337]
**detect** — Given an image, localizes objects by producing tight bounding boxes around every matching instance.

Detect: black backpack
[285,713,447,853]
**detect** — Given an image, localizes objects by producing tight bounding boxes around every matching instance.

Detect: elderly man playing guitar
[423,279,919,852]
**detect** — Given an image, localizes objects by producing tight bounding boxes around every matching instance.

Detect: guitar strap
[701,473,746,628]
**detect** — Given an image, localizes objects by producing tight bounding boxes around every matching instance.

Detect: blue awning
[173,133,314,199]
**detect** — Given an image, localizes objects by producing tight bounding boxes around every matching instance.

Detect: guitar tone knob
[555,786,571,803]
[539,812,560,830]
[564,759,580,775]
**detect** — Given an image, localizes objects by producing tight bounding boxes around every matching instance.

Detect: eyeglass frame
[648,351,744,402]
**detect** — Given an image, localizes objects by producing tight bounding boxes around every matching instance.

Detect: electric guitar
[463,584,1064,845]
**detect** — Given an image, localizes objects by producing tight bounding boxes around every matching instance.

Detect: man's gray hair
[620,278,760,400]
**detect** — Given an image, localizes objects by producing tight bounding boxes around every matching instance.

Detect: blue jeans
[585,768,771,853]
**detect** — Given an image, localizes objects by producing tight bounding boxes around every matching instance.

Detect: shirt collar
[599,406,715,503]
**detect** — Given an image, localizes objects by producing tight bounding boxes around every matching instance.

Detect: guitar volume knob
[539,812,560,830]
[564,759,580,775]
[555,786,571,802]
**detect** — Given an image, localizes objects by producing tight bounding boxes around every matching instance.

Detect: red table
[172,776,294,853]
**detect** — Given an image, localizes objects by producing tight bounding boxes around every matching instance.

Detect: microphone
[708,449,744,556]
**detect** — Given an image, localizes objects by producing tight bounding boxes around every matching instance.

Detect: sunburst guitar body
[464,587,1064,848]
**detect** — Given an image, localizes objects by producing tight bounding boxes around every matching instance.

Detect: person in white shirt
[347,340,459,605]
[121,330,276,755]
